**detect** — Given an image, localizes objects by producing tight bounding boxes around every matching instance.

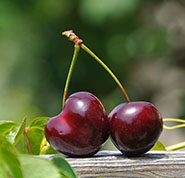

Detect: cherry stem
[81,44,130,102]
[163,118,185,130]
[166,141,185,151]
[62,44,80,108]
[62,30,130,103]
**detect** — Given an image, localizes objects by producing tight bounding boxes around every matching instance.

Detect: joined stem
[163,118,185,130]
[62,30,130,103]
[62,45,80,108]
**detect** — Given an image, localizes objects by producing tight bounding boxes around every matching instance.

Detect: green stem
[62,30,130,103]
[163,124,185,130]
[163,118,185,130]
[166,141,185,151]
[163,118,185,150]
[24,129,33,155]
[81,44,130,103]
[62,45,80,108]
[163,118,185,123]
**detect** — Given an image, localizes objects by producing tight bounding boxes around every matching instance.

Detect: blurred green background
[0,0,185,148]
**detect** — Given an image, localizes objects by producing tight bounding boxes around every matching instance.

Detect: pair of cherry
[45,31,163,157]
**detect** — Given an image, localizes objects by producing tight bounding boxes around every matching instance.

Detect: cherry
[109,102,163,157]
[45,92,109,157]
[60,31,164,157]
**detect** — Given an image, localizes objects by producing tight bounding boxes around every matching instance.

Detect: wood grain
[42,151,185,178]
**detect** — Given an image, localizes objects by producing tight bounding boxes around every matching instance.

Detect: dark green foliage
[52,157,77,178]
[0,117,77,178]
[0,136,23,178]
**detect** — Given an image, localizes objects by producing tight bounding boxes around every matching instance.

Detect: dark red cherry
[109,102,163,157]
[45,92,109,157]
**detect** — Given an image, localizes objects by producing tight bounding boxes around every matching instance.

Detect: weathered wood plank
[42,151,185,177]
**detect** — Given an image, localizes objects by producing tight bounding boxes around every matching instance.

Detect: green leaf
[5,125,20,144]
[46,144,59,154]
[40,136,58,155]
[0,120,17,135]
[52,156,77,178]
[27,126,44,155]
[0,161,7,178]
[40,136,50,155]
[26,126,58,155]
[14,117,26,145]
[5,117,26,145]
[152,141,166,151]
[30,117,50,130]
[19,156,61,178]
[0,136,23,178]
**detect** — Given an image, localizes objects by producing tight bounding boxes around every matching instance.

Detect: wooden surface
[43,151,185,178]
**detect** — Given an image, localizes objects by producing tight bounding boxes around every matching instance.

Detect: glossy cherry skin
[45,92,109,157]
[109,102,163,157]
